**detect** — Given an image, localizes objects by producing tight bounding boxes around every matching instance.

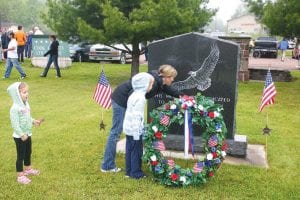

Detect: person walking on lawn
[3,32,27,79]
[40,35,61,78]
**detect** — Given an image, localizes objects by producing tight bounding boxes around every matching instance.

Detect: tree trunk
[130,42,140,77]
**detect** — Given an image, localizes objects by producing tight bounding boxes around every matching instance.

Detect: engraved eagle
[172,43,219,91]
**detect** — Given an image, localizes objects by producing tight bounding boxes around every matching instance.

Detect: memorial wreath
[143,93,227,186]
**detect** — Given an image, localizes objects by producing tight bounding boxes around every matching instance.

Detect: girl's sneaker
[17,175,31,184]
[24,168,40,176]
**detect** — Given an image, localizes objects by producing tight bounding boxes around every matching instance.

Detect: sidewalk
[249,57,300,71]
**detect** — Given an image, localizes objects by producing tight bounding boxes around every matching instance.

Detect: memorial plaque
[148,32,240,140]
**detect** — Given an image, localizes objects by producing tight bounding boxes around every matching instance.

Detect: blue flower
[205,160,212,167]
[155,166,161,172]
[216,123,222,132]
[161,159,167,164]
[186,172,193,177]
[215,158,221,164]
[211,147,216,152]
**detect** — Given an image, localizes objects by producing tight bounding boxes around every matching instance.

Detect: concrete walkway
[116,138,268,168]
[249,57,300,71]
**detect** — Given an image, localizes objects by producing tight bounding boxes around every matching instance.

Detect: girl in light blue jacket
[7,82,43,184]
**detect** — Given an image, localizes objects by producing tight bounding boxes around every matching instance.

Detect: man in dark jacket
[1,30,11,61]
[40,35,61,77]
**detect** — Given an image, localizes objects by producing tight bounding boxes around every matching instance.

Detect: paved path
[249,57,300,71]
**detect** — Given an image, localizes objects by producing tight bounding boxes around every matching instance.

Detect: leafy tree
[262,0,300,39]
[231,2,249,19]
[43,0,215,75]
[243,0,300,39]
[242,0,268,21]
[0,0,47,32]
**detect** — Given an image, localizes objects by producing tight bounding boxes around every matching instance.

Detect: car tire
[120,52,126,64]
[253,51,259,58]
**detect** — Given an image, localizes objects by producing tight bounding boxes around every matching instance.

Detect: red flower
[208,112,215,119]
[170,173,178,181]
[155,131,163,139]
[208,172,214,177]
[212,152,218,158]
[151,161,158,166]
[221,142,228,151]
[181,103,187,110]
[165,104,170,110]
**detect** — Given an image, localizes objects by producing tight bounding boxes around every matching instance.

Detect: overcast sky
[207,0,244,22]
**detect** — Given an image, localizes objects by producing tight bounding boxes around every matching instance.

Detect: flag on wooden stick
[259,69,277,112]
[93,69,112,109]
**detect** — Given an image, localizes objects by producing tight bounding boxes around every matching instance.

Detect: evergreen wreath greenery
[143,93,228,187]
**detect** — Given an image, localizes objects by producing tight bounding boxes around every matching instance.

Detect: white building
[227,14,267,34]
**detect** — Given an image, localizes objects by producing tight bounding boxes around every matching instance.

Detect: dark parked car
[253,37,278,58]
[69,43,92,62]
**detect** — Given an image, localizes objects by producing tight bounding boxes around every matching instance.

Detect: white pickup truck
[89,44,132,64]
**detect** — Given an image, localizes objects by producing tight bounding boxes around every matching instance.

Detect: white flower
[186,101,193,107]
[214,111,220,118]
[206,153,213,160]
[198,105,204,111]
[170,104,177,109]
[152,126,158,132]
[179,176,186,183]
[221,151,227,158]
[150,155,157,161]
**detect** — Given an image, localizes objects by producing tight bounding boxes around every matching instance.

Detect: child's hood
[131,72,152,93]
[7,82,25,106]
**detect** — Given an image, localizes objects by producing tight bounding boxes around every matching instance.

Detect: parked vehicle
[253,36,278,58]
[288,40,296,49]
[89,44,132,64]
[69,43,92,62]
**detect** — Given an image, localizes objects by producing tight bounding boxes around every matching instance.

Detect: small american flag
[167,159,175,168]
[259,69,277,112]
[160,113,170,126]
[208,135,218,147]
[93,70,112,109]
[153,140,166,151]
[193,162,204,173]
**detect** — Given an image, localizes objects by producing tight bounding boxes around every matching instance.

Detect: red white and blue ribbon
[182,96,195,159]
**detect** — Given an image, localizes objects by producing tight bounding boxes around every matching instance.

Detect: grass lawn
[0,60,299,199]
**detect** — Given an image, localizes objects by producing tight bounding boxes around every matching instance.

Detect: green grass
[0,60,299,199]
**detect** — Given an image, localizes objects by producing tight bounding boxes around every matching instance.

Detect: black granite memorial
[148,32,247,157]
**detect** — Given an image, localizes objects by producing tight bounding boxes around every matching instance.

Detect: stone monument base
[31,57,72,68]
[116,139,267,168]
[163,134,248,158]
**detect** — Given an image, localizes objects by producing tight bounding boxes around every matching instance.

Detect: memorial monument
[148,32,247,157]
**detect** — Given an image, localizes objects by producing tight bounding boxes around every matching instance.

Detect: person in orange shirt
[15,25,27,62]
